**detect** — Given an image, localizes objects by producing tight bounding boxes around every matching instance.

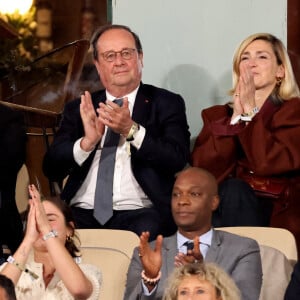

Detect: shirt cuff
[73,138,94,166]
[141,280,157,295]
[230,115,241,125]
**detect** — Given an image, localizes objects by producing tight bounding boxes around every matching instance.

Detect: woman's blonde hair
[230,33,300,100]
[163,262,241,300]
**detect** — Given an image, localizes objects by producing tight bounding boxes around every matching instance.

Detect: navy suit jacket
[124,230,262,300]
[43,83,190,232]
[285,261,300,300]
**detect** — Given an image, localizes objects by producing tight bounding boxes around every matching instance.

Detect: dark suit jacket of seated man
[0,104,26,256]
[285,261,300,300]
[123,167,262,300]
[42,24,190,239]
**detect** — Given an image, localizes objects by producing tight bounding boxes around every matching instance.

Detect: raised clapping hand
[97,97,133,137]
[232,63,256,117]
[25,184,51,245]
[28,184,52,236]
[138,232,163,279]
[80,91,105,151]
[174,236,203,267]
[23,185,40,245]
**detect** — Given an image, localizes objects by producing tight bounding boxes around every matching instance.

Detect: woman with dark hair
[0,184,102,299]
[0,274,16,300]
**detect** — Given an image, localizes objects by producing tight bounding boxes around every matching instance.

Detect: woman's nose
[247,57,257,67]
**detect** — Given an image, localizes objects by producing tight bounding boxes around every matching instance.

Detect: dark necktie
[93,98,123,224]
[184,241,194,251]
[184,240,203,263]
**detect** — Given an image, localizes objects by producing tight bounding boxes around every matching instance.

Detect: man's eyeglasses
[101,48,137,62]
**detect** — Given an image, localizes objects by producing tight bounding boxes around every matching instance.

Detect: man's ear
[211,195,220,212]
[138,52,144,68]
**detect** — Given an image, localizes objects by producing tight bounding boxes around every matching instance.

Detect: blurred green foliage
[0,6,38,79]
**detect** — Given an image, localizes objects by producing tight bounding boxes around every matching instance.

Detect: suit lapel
[205,229,222,262]
[162,235,178,277]
[132,84,152,126]
[92,90,106,108]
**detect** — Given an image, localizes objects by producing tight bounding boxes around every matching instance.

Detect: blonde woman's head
[230,32,300,100]
[163,263,240,300]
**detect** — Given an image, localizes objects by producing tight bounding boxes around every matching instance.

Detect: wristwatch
[126,122,140,141]
[43,229,58,241]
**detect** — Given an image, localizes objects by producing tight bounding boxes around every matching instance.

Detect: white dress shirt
[70,87,153,210]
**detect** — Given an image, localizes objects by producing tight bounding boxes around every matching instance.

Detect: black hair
[0,274,16,300]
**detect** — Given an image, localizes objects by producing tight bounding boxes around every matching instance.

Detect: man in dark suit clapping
[43,24,190,240]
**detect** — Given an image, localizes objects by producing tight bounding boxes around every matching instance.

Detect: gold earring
[276,77,282,86]
[66,235,73,242]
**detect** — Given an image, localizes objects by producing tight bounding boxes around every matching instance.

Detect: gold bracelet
[7,256,39,280]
